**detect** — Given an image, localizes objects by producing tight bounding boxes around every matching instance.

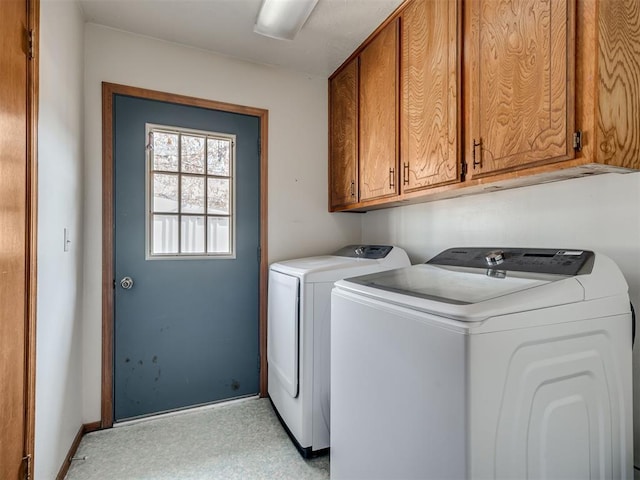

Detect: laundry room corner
[360,171,640,469]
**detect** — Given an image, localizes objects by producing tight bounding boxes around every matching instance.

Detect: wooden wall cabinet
[358,19,399,202]
[401,0,461,193]
[577,0,640,171]
[329,0,459,210]
[464,0,576,178]
[329,58,358,209]
[328,0,640,212]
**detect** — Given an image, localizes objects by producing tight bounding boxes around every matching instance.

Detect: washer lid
[269,246,410,283]
[336,250,629,323]
[271,255,377,275]
[345,264,566,305]
[337,263,589,322]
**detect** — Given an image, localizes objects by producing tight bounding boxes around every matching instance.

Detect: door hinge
[22,454,32,480]
[257,353,261,372]
[257,246,261,264]
[573,131,582,152]
[27,30,34,60]
[257,137,261,156]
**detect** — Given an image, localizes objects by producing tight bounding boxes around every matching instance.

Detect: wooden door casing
[464,0,576,178]
[329,58,358,208]
[0,0,38,477]
[102,83,269,428]
[401,0,461,192]
[359,19,399,202]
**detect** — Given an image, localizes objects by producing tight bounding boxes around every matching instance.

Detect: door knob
[120,276,134,290]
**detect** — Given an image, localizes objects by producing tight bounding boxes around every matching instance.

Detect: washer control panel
[428,248,595,275]
[333,245,394,259]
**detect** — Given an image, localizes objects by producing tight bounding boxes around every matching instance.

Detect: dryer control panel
[332,245,394,259]
[428,248,595,276]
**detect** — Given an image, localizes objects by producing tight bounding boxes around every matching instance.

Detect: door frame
[101,82,269,428]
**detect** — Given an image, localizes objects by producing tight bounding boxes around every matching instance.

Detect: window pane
[181,176,205,214]
[207,138,230,176]
[207,217,230,254]
[153,173,179,213]
[152,215,179,254]
[207,178,230,215]
[181,216,205,253]
[181,135,205,174]
[153,132,179,172]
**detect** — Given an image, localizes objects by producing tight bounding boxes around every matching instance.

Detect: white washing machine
[331,247,634,479]
[268,244,410,457]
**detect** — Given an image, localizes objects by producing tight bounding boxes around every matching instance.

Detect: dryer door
[267,270,300,397]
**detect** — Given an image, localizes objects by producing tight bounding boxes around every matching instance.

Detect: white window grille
[146,124,235,259]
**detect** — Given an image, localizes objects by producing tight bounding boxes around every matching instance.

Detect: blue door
[113,94,261,421]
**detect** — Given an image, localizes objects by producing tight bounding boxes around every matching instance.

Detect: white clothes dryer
[268,245,410,457]
[331,247,634,479]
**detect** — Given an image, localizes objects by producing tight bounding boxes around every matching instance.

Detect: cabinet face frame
[328,58,359,209]
[400,0,462,193]
[464,0,577,179]
[358,18,400,202]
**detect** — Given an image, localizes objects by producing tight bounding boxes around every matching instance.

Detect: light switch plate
[64,228,70,252]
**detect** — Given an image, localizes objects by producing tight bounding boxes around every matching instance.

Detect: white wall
[36,0,85,478]
[361,172,640,465]
[82,25,360,421]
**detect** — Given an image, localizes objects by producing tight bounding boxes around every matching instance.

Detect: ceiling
[78,0,404,77]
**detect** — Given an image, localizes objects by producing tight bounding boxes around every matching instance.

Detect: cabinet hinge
[461,160,468,180]
[22,454,32,480]
[573,131,582,152]
[27,30,34,60]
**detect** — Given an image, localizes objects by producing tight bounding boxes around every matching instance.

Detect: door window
[146,124,235,259]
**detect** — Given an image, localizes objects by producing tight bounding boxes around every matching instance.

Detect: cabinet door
[329,59,358,209]
[464,0,575,177]
[359,20,399,202]
[401,0,460,192]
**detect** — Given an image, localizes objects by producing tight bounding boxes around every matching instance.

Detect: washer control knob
[485,250,505,266]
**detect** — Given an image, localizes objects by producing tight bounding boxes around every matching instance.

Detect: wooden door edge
[101,83,269,428]
[25,0,40,474]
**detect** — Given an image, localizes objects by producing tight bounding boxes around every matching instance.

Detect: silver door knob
[120,276,134,290]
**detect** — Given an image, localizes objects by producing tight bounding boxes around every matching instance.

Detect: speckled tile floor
[65,398,329,480]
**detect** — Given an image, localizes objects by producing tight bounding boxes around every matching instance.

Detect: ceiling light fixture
[254,0,319,41]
